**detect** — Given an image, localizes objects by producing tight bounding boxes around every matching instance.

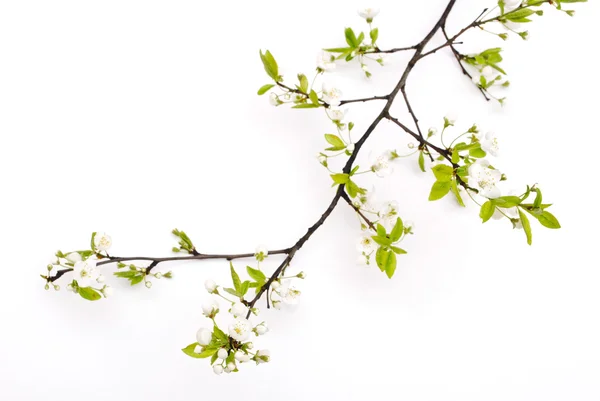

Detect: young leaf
[450,179,466,207]
[324,134,346,150]
[330,173,349,185]
[428,181,452,201]
[418,151,425,172]
[257,84,274,95]
[182,343,203,358]
[389,218,404,242]
[90,232,97,252]
[78,287,102,301]
[344,27,359,48]
[536,211,561,229]
[298,74,309,93]
[259,50,280,81]
[432,164,453,181]
[309,90,320,105]
[519,209,533,245]
[246,266,266,282]
[370,27,379,43]
[480,200,496,223]
[230,262,242,293]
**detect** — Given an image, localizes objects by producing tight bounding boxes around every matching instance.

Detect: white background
[1,1,599,400]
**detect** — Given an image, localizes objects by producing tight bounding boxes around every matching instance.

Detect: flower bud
[217,348,228,359]
[213,365,223,375]
[196,328,212,346]
[227,362,236,371]
[235,351,250,362]
[256,349,270,363]
[255,322,268,336]
[202,300,219,318]
[204,279,217,293]
[145,281,152,289]
[230,302,249,318]
[103,286,114,297]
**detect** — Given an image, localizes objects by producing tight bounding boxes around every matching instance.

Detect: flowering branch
[41,0,584,374]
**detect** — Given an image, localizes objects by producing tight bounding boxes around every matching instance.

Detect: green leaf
[536,211,561,229]
[324,134,346,150]
[428,181,452,201]
[292,103,319,109]
[376,224,386,237]
[371,236,392,247]
[330,173,349,185]
[418,151,425,172]
[230,262,242,293]
[495,196,522,208]
[346,179,359,198]
[213,324,229,343]
[257,84,274,95]
[469,147,487,158]
[114,270,138,278]
[78,287,101,301]
[390,246,407,255]
[533,188,543,208]
[246,266,266,282]
[519,209,533,245]
[450,179,466,207]
[324,47,352,53]
[130,275,143,286]
[389,218,404,242]
[309,90,320,105]
[90,232,97,252]
[181,343,202,358]
[504,8,535,20]
[240,281,250,297]
[432,165,454,182]
[376,248,397,279]
[480,200,496,223]
[223,287,240,297]
[344,27,359,48]
[259,50,280,81]
[370,28,379,43]
[298,74,309,93]
[479,199,496,223]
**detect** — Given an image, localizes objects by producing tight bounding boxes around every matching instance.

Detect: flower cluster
[183,248,304,373]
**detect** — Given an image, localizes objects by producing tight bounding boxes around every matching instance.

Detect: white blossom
[479,131,500,157]
[357,234,377,254]
[272,300,282,310]
[223,367,231,374]
[255,322,268,336]
[235,351,250,363]
[93,232,112,252]
[322,83,343,106]
[271,280,281,290]
[255,245,268,262]
[481,65,495,78]
[504,0,523,12]
[468,160,502,198]
[228,318,252,342]
[256,349,271,363]
[327,107,347,122]
[202,300,219,317]
[196,328,212,346]
[227,362,237,371]
[379,201,400,229]
[72,259,98,287]
[102,285,114,297]
[269,92,279,106]
[445,113,457,125]
[370,153,393,178]
[279,283,301,305]
[194,344,203,353]
[66,252,82,263]
[357,8,380,22]
[317,50,336,71]
[213,365,224,375]
[217,348,228,360]
[204,279,217,293]
[317,154,327,165]
[230,302,249,318]
[404,220,415,234]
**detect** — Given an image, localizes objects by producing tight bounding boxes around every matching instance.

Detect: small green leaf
[90,232,97,252]
[428,181,452,201]
[495,196,523,208]
[370,28,379,43]
[432,165,454,182]
[372,236,392,247]
[519,209,532,245]
[240,281,250,297]
[230,262,242,293]
[346,179,359,198]
[223,287,240,297]
[450,179,466,207]
[389,218,404,242]
[246,266,266,282]
[292,103,319,109]
[324,134,346,150]
[345,27,359,48]
[536,211,561,229]
[418,151,425,172]
[130,275,143,286]
[78,287,102,301]
[259,50,280,81]
[480,200,496,223]
[390,246,407,255]
[330,173,349,185]
[182,343,203,358]
[376,224,386,237]
[298,74,309,93]
[309,90,320,105]
[257,84,274,95]
[213,325,229,343]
